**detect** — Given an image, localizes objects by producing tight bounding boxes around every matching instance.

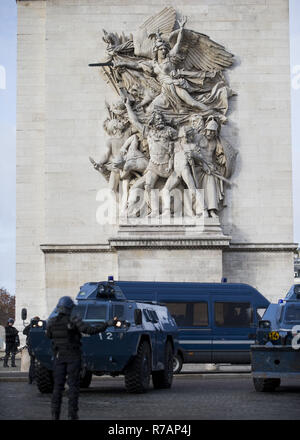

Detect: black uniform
[4,325,20,367]
[46,312,114,420]
[23,323,37,383]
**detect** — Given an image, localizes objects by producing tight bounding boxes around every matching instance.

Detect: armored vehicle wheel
[80,370,92,388]
[36,362,54,394]
[125,341,151,393]
[152,341,173,389]
[253,377,281,392]
[173,354,183,374]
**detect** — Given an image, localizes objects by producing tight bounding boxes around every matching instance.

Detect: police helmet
[7,318,14,325]
[56,296,75,311]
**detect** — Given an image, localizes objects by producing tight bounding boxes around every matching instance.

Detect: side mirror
[258,320,271,329]
[134,309,142,326]
[21,308,27,321]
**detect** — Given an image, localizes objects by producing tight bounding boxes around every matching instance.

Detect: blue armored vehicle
[27,277,179,394]
[251,284,300,392]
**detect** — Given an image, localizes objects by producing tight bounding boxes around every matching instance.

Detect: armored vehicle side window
[150,310,159,323]
[256,308,267,320]
[284,304,300,323]
[143,309,152,322]
[113,304,125,320]
[215,302,253,327]
[162,302,208,327]
[85,304,107,322]
[295,285,300,299]
[71,305,86,319]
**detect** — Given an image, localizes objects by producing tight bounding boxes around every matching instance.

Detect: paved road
[0,374,300,420]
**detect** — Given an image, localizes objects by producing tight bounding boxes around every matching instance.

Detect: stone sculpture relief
[89,7,237,221]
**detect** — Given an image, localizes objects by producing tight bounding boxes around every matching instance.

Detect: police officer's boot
[11,354,16,367]
[3,355,9,368]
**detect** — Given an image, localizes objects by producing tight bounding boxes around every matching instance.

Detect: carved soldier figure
[162,125,207,217]
[118,133,149,181]
[195,118,227,218]
[123,97,177,215]
[90,116,131,193]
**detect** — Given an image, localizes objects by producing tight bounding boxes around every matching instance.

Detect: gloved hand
[107,316,119,327]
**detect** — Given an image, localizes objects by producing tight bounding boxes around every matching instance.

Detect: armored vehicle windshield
[283,303,300,325]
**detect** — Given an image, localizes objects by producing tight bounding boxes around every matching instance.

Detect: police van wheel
[79,370,92,388]
[125,341,151,393]
[36,362,54,394]
[253,377,281,392]
[173,354,183,374]
[152,341,173,389]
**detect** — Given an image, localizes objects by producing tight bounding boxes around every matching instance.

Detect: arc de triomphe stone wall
[16,0,297,323]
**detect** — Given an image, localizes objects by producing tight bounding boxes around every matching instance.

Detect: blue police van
[114,281,270,372]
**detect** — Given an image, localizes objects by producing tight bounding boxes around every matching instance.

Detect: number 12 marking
[99,332,113,341]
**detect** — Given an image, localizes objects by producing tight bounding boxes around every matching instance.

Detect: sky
[0,0,16,295]
[0,0,299,295]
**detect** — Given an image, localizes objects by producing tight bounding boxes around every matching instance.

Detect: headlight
[38,321,43,327]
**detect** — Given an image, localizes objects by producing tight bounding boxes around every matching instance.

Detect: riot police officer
[3,318,20,368]
[23,316,41,383]
[46,296,119,420]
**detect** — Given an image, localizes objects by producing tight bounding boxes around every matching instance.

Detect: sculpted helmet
[205,117,219,132]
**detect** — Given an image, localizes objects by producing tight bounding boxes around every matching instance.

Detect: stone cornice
[40,241,298,253]
[227,243,298,252]
[109,236,231,249]
[40,244,112,253]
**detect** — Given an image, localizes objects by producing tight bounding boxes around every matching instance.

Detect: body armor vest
[5,326,19,345]
[50,314,82,360]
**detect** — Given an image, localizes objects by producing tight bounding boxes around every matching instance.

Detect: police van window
[215,302,252,327]
[85,305,107,321]
[162,302,208,327]
[284,304,300,323]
